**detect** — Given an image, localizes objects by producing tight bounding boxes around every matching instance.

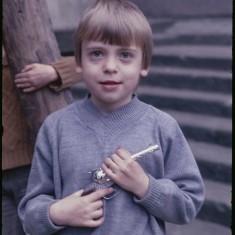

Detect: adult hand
[102,148,149,199]
[49,188,113,227]
[15,63,59,93]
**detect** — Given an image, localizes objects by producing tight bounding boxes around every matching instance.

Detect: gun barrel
[131,144,159,160]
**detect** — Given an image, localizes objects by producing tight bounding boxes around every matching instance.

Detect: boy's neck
[88,93,134,114]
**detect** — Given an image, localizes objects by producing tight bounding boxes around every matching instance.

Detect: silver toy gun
[82,144,159,199]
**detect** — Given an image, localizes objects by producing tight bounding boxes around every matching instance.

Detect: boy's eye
[121,52,132,58]
[120,51,134,60]
[90,50,103,57]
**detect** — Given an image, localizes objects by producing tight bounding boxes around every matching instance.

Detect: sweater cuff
[49,57,81,92]
[134,174,166,210]
[47,201,65,231]
[28,200,65,234]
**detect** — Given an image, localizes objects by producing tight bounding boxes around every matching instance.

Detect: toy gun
[82,144,159,199]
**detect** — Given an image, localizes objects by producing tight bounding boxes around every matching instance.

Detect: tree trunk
[2,0,73,144]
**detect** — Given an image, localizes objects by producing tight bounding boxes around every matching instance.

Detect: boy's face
[76,40,148,113]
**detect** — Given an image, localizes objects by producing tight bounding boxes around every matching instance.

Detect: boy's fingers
[110,154,122,166]
[116,147,131,155]
[88,188,113,201]
[91,208,103,218]
[116,148,132,160]
[73,188,112,199]
[87,216,105,227]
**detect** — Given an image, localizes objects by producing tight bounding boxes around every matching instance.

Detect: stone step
[152,45,232,71]
[150,18,232,46]
[138,0,232,18]
[161,109,232,147]
[188,140,231,183]
[153,34,232,46]
[55,30,74,55]
[166,218,231,235]
[137,85,232,117]
[144,66,232,93]
[153,45,231,60]
[150,17,232,34]
[162,109,231,134]
[167,179,231,230]
[197,179,231,227]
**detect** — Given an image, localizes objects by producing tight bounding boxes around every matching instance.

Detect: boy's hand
[102,148,149,199]
[15,63,59,93]
[49,188,113,227]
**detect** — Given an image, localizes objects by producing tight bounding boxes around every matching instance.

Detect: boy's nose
[103,56,117,73]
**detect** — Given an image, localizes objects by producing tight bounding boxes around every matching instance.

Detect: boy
[18,0,205,234]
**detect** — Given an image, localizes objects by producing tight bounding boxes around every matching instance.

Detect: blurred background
[45,0,232,234]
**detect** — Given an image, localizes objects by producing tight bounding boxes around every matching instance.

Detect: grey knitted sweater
[18,95,204,235]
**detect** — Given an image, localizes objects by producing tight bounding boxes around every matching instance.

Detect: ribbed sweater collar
[74,94,150,135]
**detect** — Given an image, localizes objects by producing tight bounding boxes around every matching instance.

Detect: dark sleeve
[49,56,82,92]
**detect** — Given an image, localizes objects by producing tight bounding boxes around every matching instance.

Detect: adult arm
[14,56,81,93]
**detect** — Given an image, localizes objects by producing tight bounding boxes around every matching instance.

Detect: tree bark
[2,0,73,144]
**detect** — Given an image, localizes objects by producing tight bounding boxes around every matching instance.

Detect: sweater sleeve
[134,114,205,224]
[49,56,82,92]
[18,117,64,235]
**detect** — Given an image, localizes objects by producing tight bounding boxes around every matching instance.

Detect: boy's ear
[140,68,149,77]
[76,65,83,73]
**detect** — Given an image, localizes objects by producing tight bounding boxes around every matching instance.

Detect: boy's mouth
[99,80,121,85]
[99,80,122,91]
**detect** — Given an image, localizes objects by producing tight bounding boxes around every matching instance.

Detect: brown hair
[74,0,153,69]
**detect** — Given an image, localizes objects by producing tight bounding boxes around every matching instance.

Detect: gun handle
[82,186,96,196]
